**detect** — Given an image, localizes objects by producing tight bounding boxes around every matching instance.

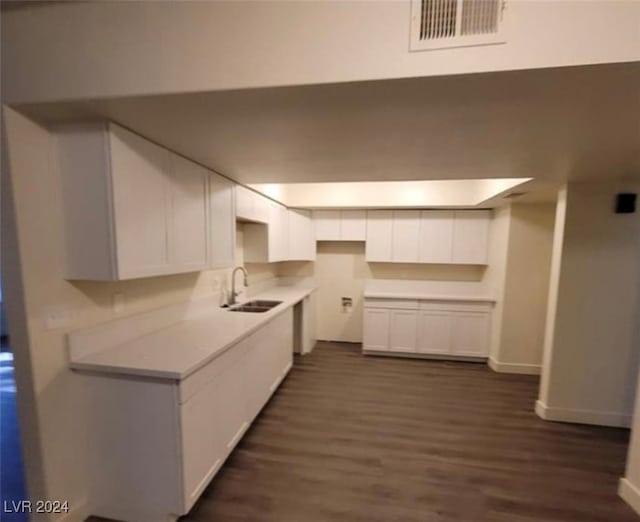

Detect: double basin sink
[227,300,282,313]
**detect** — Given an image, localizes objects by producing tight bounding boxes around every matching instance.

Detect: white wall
[305,242,485,343]
[3,1,639,104]
[538,182,640,427]
[490,203,555,374]
[620,367,640,514]
[485,204,511,361]
[0,108,278,521]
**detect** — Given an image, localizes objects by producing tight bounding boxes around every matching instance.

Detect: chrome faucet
[229,266,248,306]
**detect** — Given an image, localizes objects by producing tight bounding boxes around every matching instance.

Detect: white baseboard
[488,357,541,375]
[535,400,631,428]
[619,478,640,515]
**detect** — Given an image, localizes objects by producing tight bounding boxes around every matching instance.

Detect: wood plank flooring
[181,342,638,522]
[91,341,639,522]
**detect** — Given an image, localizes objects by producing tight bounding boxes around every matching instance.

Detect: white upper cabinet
[314,210,341,240]
[451,210,490,264]
[365,210,393,262]
[392,210,420,263]
[57,122,235,280]
[269,201,289,262]
[340,210,367,240]
[208,173,236,269]
[365,209,490,265]
[313,210,366,241]
[288,209,315,261]
[235,186,269,223]
[170,153,209,272]
[244,200,291,263]
[419,210,454,264]
[109,125,173,279]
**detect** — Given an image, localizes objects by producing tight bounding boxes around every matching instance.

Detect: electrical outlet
[113,293,126,314]
[341,297,353,314]
[43,306,74,330]
[211,275,221,292]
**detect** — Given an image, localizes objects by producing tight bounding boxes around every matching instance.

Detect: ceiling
[18,62,640,192]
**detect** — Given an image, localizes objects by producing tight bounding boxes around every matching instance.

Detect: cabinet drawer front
[365,299,419,310]
[419,301,493,313]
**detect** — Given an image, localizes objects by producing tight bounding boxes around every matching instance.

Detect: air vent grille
[461,0,501,35]
[411,0,506,51]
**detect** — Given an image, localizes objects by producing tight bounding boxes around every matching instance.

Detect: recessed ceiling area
[18,62,640,195]
[250,178,533,208]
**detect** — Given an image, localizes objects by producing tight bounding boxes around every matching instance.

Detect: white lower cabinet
[389,310,418,352]
[363,299,492,359]
[362,308,390,351]
[84,309,293,522]
[417,310,452,355]
[450,312,491,357]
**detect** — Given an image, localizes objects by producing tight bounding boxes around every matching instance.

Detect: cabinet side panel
[56,124,115,279]
[86,375,184,520]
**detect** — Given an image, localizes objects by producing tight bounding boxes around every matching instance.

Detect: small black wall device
[615,193,637,214]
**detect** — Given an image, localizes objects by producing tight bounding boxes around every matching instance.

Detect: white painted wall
[3,1,639,104]
[491,203,555,374]
[1,108,278,520]
[305,242,485,343]
[538,182,640,427]
[620,367,640,514]
[485,205,511,361]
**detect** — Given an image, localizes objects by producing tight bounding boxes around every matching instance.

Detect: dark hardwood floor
[180,342,638,522]
[94,341,639,522]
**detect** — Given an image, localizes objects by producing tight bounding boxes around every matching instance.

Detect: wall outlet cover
[43,306,74,330]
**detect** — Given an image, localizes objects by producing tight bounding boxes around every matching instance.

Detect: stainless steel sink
[228,300,282,313]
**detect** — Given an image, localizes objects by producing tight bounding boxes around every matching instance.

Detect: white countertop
[363,279,496,303]
[69,285,315,380]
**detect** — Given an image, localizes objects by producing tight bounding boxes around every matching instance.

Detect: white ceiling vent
[410,0,507,51]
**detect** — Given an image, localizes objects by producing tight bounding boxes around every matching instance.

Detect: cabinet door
[288,209,315,261]
[268,202,289,262]
[235,185,254,221]
[314,210,341,240]
[181,354,248,509]
[417,310,452,354]
[110,124,172,278]
[363,308,390,351]
[341,210,366,240]
[389,310,418,353]
[170,154,209,272]
[450,312,490,357]
[392,211,420,263]
[419,210,454,264]
[365,210,393,262]
[209,173,236,269]
[452,210,490,264]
